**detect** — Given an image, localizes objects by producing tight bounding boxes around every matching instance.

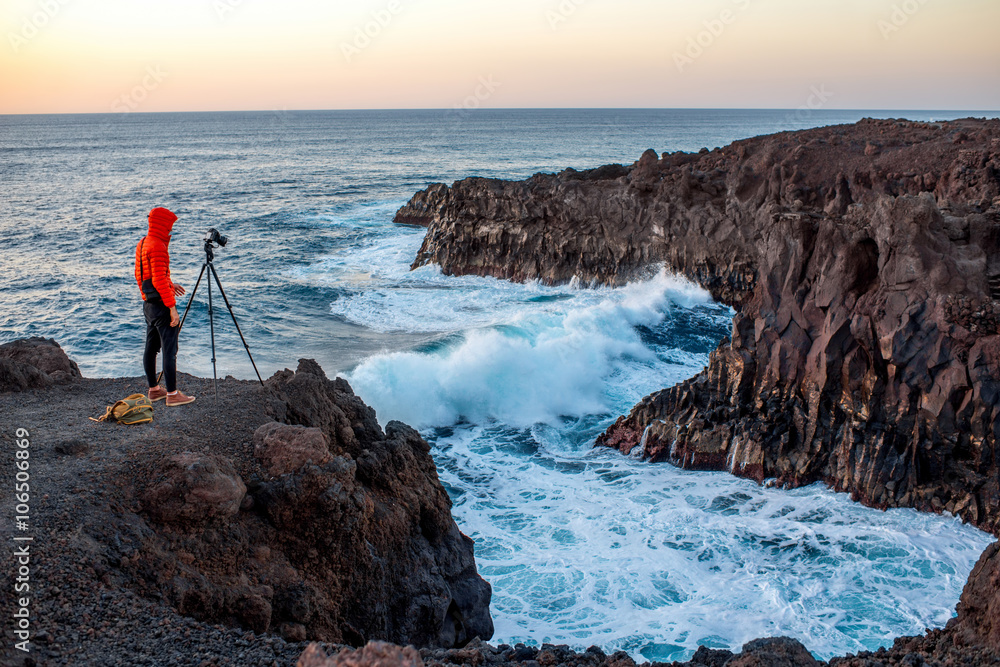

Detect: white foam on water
[433,425,994,662]
[302,202,993,662]
[345,270,716,428]
[293,202,715,337]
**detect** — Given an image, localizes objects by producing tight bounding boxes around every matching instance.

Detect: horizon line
[3,107,1000,119]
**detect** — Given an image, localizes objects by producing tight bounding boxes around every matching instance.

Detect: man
[135,206,196,406]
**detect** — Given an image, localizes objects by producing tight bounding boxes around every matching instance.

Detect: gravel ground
[0,373,335,666]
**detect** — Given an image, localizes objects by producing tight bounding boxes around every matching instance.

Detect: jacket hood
[148,207,178,243]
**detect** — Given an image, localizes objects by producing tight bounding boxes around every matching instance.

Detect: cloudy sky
[2,0,998,114]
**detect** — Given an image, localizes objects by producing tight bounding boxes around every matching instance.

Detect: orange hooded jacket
[135,207,178,308]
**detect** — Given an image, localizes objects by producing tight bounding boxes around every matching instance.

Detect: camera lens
[204,228,228,247]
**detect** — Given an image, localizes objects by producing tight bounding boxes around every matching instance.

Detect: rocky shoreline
[1,330,999,665]
[4,116,1000,662]
[394,118,1000,537]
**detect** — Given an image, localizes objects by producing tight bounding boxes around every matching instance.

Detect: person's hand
[169,306,180,328]
[173,284,186,297]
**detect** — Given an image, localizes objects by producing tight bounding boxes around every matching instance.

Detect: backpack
[90,394,154,425]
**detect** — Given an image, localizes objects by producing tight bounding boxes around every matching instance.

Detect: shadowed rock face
[0,337,81,391]
[253,422,332,478]
[254,361,494,647]
[125,360,493,647]
[0,339,495,649]
[141,451,247,527]
[395,118,1000,535]
[298,641,424,667]
[950,542,1000,651]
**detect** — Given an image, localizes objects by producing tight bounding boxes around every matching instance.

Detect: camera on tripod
[167,226,264,399]
[204,228,228,248]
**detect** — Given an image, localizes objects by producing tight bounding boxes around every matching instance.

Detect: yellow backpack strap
[91,394,155,424]
[89,406,115,423]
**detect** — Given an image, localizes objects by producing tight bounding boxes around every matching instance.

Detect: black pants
[143,300,178,392]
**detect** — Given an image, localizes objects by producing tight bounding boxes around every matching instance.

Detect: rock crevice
[395,118,1000,534]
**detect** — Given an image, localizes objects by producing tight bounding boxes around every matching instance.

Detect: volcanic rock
[141,451,247,527]
[0,346,493,663]
[298,641,424,667]
[0,336,81,391]
[949,542,1000,651]
[111,359,494,647]
[724,637,819,666]
[395,118,1000,535]
[254,421,331,477]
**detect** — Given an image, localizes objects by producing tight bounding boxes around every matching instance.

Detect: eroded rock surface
[298,632,1000,667]
[141,451,247,526]
[949,542,1000,651]
[396,118,1000,535]
[298,641,424,667]
[7,351,494,653]
[125,359,493,647]
[253,421,331,478]
[0,336,81,391]
[724,637,819,667]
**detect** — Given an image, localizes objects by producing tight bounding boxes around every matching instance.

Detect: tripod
[159,237,264,400]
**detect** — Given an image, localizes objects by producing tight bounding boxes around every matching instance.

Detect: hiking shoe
[148,386,168,402]
[165,390,196,407]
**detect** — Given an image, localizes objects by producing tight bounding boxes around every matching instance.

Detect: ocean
[2,108,997,661]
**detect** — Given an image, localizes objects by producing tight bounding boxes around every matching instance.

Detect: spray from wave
[300,203,990,663]
[345,270,717,428]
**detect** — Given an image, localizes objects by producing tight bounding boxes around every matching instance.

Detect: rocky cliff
[395,118,1000,535]
[0,339,492,666]
[298,548,1000,666]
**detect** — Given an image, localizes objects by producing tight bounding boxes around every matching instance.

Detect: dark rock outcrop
[0,336,81,391]
[300,633,995,667]
[395,118,1000,535]
[949,542,1000,651]
[113,359,494,648]
[253,422,332,478]
[724,637,819,667]
[1,346,493,656]
[298,641,424,667]
[141,451,248,526]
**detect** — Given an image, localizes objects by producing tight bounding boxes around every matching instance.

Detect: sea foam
[345,269,717,428]
[434,423,993,661]
[334,232,992,662]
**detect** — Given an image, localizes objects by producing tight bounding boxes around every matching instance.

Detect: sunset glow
[2,0,998,113]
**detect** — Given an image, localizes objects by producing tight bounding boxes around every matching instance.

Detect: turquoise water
[2,109,996,660]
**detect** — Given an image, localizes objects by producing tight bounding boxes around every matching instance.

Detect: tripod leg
[157,262,207,386]
[207,264,219,402]
[208,263,265,386]
[177,263,207,333]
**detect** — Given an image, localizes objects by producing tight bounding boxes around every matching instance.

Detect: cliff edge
[0,339,492,666]
[395,118,1000,536]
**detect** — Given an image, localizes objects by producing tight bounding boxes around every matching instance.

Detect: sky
[1,0,998,114]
